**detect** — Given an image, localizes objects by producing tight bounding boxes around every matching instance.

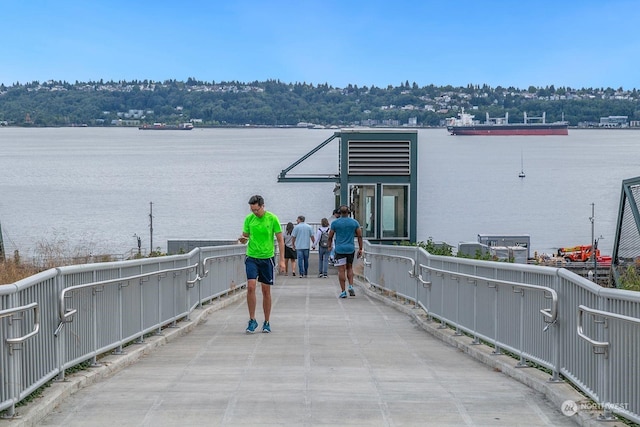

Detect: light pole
[149,202,154,254]
[589,203,604,282]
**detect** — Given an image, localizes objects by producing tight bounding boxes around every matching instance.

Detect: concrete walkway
[14,266,605,426]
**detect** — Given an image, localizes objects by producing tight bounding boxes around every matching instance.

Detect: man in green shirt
[239,195,285,333]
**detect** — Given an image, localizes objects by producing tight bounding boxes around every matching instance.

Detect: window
[382,185,408,238]
[350,185,376,239]
[349,184,408,240]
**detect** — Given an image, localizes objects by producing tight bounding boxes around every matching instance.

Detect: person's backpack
[319,228,330,248]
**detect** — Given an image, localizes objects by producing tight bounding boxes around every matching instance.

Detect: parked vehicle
[557,244,611,266]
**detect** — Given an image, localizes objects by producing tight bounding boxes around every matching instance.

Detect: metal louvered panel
[618,184,640,259]
[347,140,410,175]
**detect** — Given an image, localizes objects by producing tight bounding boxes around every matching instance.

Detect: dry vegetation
[0,230,162,285]
[0,260,42,285]
[1,232,119,285]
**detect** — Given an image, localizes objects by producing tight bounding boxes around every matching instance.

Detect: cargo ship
[139,123,193,130]
[446,110,568,136]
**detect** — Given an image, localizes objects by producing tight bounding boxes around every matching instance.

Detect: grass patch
[0,259,41,284]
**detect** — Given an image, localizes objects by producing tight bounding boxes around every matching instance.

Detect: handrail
[0,248,250,416]
[577,304,640,350]
[1,302,40,344]
[201,253,245,278]
[58,263,199,324]
[419,263,558,323]
[363,250,416,277]
[3,243,640,422]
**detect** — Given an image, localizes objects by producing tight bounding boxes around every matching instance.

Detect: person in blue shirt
[328,208,340,265]
[328,205,363,298]
[291,215,315,278]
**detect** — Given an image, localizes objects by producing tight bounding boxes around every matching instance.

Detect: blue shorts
[245,256,275,285]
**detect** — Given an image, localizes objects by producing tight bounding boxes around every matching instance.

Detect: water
[1,127,638,259]
[418,130,635,256]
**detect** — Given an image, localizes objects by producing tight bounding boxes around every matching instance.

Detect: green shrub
[619,265,640,291]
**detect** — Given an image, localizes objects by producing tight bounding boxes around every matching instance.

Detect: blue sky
[2,0,639,90]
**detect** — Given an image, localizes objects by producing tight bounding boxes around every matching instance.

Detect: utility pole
[590,202,596,278]
[149,202,154,253]
[0,221,5,262]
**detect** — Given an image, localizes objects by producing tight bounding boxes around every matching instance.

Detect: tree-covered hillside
[1,79,639,127]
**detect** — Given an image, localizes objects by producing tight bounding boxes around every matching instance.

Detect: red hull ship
[447,111,568,136]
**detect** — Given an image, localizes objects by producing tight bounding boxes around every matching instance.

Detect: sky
[2,0,640,90]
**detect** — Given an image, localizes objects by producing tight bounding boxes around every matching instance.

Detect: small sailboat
[518,151,526,178]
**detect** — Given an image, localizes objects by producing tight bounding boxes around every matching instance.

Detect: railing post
[470,277,480,345]
[413,246,420,306]
[3,294,18,418]
[489,281,501,355]
[91,286,100,367]
[597,301,613,422]
[55,270,67,382]
[136,277,146,344]
[453,275,462,336]
[113,281,126,355]
[549,274,561,382]
[515,287,526,367]
[158,274,165,333]
[1,300,41,419]
[437,272,446,329]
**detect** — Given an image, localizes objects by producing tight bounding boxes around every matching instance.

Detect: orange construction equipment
[557,244,612,266]
[557,245,599,262]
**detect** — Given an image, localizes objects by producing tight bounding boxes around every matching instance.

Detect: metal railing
[0,245,245,418]
[361,241,640,424]
[3,240,640,423]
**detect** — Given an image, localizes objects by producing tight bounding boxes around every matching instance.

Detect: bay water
[1,127,638,260]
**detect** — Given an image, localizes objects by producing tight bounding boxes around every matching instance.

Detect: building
[599,116,628,127]
[477,234,530,259]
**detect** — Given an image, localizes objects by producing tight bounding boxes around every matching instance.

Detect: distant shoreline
[2,124,639,131]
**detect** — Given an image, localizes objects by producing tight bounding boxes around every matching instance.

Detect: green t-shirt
[243,210,282,259]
